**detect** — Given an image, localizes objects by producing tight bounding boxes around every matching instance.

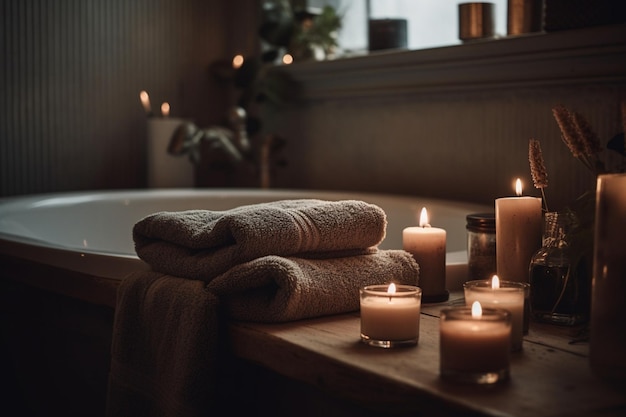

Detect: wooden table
[227,292,626,417]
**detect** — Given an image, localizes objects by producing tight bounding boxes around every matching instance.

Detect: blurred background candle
[440,301,511,384]
[464,276,526,351]
[147,118,194,188]
[403,207,448,303]
[590,173,626,381]
[496,178,542,283]
[360,284,422,348]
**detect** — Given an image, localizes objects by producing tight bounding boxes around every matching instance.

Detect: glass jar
[529,212,590,326]
[466,213,497,282]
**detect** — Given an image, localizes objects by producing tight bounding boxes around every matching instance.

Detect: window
[310,0,508,55]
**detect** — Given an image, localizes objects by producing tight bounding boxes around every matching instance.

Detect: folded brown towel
[106,271,220,417]
[133,199,387,281]
[207,249,419,322]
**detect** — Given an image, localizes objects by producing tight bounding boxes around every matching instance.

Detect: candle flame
[139,90,151,114]
[387,283,397,295]
[232,54,244,69]
[282,54,293,65]
[515,178,523,196]
[160,102,170,118]
[419,207,430,227]
[471,301,483,318]
[491,275,500,289]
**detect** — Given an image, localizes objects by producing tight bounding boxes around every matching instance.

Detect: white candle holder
[463,279,527,351]
[359,284,422,348]
[440,306,512,384]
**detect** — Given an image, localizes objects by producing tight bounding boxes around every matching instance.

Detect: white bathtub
[0,189,491,293]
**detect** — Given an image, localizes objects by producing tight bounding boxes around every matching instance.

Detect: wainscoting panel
[0,0,237,196]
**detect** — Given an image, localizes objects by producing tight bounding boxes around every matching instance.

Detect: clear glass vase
[529,212,591,326]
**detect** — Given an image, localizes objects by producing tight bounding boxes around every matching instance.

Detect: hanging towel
[207,249,420,322]
[133,199,387,281]
[106,271,220,417]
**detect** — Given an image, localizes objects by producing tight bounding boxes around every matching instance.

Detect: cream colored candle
[360,284,422,348]
[495,178,542,283]
[464,276,526,351]
[590,173,626,380]
[402,207,447,303]
[147,118,194,188]
[440,302,512,384]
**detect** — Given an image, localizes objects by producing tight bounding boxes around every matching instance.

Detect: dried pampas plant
[528,138,549,212]
[552,104,585,158]
[552,104,606,175]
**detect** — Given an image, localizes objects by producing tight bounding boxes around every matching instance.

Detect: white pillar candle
[495,178,542,283]
[147,118,195,188]
[464,276,526,351]
[590,173,626,380]
[360,284,422,348]
[402,207,447,303]
[440,301,512,384]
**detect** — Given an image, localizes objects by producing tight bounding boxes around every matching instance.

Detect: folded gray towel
[207,249,420,322]
[133,199,387,281]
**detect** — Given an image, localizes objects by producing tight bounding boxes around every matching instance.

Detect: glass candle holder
[464,278,527,351]
[440,305,512,384]
[466,212,496,281]
[360,284,422,348]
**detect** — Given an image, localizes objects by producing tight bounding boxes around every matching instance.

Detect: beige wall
[270,84,624,208]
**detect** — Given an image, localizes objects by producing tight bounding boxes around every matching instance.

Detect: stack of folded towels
[107,199,420,417]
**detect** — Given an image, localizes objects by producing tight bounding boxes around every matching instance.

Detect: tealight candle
[495,178,542,284]
[360,283,422,348]
[402,207,448,303]
[464,276,526,351]
[440,301,512,384]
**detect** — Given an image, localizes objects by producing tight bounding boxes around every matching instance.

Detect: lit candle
[360,283,422,348]
[232,54,244,69]
[282,53,294,65]
[402,207,448,303]
[160,102,170,118]
[440,301,512,384]
[495,178,542,283]
[139,90,153,117]
[464,275,526,351]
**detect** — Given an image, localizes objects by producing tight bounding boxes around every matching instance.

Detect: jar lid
[466,212,495,232]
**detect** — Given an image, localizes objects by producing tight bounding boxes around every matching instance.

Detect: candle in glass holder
[495,178,542,283]
[464,275,526,351]
[402,207,448,303]
[360,283,422,348]
[440,301,512,384]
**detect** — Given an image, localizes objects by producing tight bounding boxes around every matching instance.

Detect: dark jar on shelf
[466,213,496,281]
[529,211,590,326]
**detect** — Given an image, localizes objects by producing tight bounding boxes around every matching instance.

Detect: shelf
[228,291,626,417]
[274,24,626,99]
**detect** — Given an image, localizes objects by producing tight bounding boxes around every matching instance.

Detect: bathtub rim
[0,188,486,288]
